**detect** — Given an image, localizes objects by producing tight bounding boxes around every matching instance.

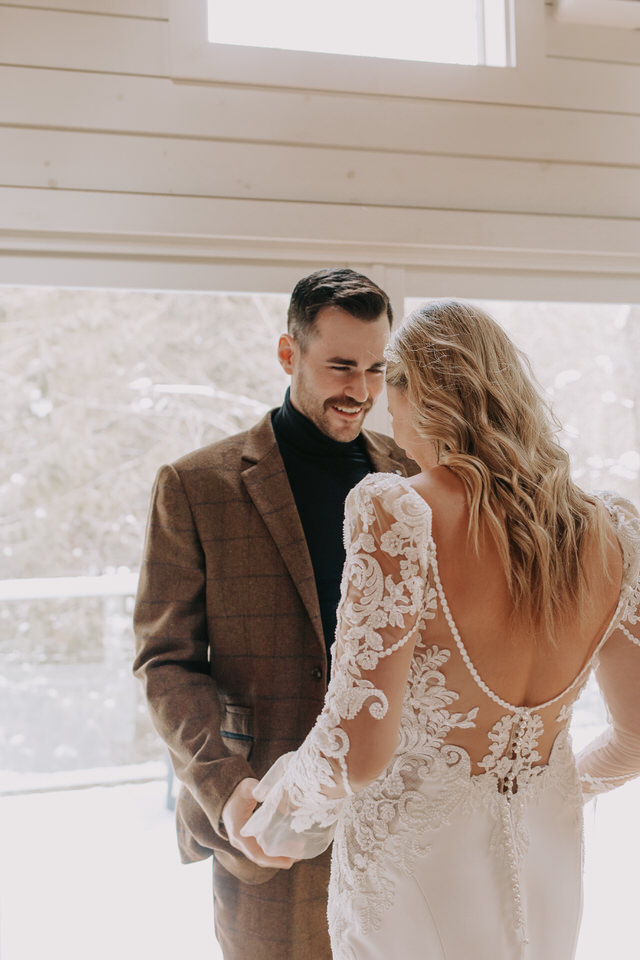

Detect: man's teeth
[334,405,362,414]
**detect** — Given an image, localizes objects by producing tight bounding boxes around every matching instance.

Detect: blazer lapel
[241,415,324,650]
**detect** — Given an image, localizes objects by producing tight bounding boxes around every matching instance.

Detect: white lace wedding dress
[242,474,640,959]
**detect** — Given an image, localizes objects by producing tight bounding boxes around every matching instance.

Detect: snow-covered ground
[1,773,639,959]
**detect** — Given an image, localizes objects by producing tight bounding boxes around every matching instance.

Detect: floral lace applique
[597,490,640,644]
[479,711,543,796]
[330,642,478,937]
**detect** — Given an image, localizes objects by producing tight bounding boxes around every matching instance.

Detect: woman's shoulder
[346,472,432,532]
[595,489,640,587]
[596,489,640,527]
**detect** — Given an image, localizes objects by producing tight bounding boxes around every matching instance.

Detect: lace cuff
[240,752,341,858]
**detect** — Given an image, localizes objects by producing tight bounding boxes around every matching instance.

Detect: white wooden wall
[0,0,639,309]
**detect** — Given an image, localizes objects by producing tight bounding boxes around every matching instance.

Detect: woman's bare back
[407,467,624,769]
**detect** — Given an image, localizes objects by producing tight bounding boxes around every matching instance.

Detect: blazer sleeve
[133,463,255,837]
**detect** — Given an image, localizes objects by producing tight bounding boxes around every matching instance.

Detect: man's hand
[222,778,296,870]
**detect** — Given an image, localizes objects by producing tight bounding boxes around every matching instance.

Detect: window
[0,286,290,960]
[0,286,289,784]
[169,0,515,91]
[207,0,511,67]
[3,286,639,959]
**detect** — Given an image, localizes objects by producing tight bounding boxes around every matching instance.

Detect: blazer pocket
[220,702,254,760]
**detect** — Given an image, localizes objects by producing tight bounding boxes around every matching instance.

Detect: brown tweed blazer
[133,411,417,885]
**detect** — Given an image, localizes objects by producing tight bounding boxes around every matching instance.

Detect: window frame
[168,0,516,92]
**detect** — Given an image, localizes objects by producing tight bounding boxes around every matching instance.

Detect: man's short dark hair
[287,268,393,347]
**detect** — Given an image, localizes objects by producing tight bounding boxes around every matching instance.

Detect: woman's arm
[577,492,640,797]
[241,476,433,859]
[577,625,640,797]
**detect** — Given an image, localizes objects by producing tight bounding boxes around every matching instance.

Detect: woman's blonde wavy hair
[385,299,605,641]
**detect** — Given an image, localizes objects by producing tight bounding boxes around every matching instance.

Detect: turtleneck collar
[272,388,366,458]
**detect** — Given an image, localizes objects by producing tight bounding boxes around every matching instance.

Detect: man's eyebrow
[327,356,386,369]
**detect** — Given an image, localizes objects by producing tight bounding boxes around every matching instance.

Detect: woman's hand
[222,778,297,869]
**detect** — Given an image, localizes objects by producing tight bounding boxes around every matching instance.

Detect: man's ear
[277,334,297,375]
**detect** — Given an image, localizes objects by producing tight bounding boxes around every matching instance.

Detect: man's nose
[344,371,369,403]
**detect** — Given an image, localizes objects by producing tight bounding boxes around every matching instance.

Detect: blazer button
[311,666,323,681]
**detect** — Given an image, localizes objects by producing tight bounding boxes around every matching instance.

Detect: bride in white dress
[241,300,640,959]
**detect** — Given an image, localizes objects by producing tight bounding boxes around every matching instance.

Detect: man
[133,268,418,959]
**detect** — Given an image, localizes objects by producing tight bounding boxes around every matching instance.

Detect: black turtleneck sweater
[272,389,373,663]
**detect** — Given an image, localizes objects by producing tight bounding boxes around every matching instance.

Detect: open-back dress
[243,473,640,959]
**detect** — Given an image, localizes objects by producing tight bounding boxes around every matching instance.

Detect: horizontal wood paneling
[1,2,639,302]
[0,255,332,296]
[402,264,640,304]
[3,251,640,304]
[1,66,639,168]
[2,126,639,220]
[545,7,640,64]
[2,188,639,300]
[2,188,639,266]
[0,7,167,74]
[1,5,639,114]
[175,42,640,114]
[1,0,168,16]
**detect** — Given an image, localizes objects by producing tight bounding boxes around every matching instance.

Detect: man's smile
[331,403,364,419]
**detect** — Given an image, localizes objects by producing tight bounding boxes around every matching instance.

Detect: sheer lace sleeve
[240,474,434,859]
[577,492,640,798]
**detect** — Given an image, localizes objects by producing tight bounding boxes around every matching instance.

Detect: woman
[242,300,640,959]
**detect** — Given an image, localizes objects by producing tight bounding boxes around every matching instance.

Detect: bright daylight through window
[2,290,639,960]
[207,0,511,67]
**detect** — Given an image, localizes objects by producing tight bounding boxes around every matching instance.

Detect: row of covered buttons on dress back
[497,711,531,799]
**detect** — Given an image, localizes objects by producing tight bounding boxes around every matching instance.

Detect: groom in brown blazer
[133,268,417,959]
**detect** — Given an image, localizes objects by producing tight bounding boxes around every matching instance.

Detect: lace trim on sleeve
[580,771,632,797]
[598,490,640,641]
